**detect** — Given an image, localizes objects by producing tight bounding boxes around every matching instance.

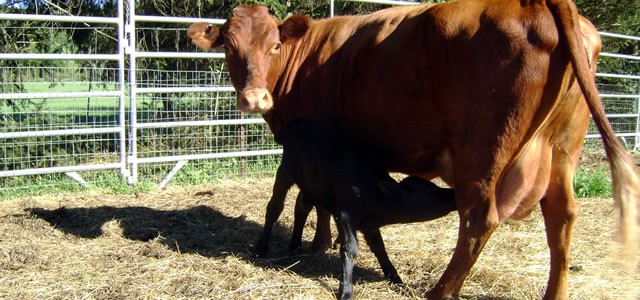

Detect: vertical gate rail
[0,2,129,185]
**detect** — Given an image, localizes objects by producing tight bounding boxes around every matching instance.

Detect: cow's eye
[271,42,282,54]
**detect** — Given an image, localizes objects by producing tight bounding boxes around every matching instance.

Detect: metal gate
[0,0,280,193]
[0,3,128,190]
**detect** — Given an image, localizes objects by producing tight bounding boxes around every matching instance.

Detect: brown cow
[188,0,640,299]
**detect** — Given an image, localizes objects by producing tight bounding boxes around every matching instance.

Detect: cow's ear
[188,22,224,50]
[279,15,310,43]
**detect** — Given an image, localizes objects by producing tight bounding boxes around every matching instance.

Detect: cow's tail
[548,0,639,256]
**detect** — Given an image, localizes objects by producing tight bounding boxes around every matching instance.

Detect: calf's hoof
[338,289,353,300]
[253,244,268,258]
[309,240,332,253]
[288,244,303,255]
[385,272,403,285]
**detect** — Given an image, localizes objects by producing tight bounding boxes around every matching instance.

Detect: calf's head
[188,5,310,114]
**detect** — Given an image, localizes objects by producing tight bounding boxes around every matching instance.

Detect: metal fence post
[635,84,640,151]
[118,0,130,181]
[126,0,139,185]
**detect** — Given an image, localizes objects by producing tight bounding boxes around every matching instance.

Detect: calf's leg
[335,211,359,300]
[362,229,402,284]
[254,164,293,257]
[311,207,333,252]
[289,191,312,253]
[289,193,335,253]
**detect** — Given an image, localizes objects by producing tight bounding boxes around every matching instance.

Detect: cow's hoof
[423,290,459,300]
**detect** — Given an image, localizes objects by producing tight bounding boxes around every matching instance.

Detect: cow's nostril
[260,93,270,107]
[238,96,251,111]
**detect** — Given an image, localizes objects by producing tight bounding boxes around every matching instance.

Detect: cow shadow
[25,204,384,284]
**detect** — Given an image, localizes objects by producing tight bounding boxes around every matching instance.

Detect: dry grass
[0,177,638,299]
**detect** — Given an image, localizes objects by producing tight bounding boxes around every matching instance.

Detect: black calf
[254,119,455,300]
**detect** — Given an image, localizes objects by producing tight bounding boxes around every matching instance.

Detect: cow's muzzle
[237,88,273,113]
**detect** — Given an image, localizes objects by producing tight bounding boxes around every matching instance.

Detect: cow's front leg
[425,186,499,300]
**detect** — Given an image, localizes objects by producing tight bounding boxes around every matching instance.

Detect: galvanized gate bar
[0,13,120,23]
[0,91,122,100]
[0,54,121,60]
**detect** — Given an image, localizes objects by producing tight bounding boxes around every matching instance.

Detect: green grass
[573,167,612,198]
[0,155,281,200]
[1,158,610,200]
[0,171,156,200]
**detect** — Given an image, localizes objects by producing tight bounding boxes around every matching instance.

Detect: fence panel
[589,32,640,149]
[0,3,127,194]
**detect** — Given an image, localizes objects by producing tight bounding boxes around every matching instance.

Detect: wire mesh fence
[128,17,280,187]
[0,5,126,195]
[591,52,640,147]
[132,67,279,184]
[0,63,125,194]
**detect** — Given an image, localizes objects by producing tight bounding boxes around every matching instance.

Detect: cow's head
[188,5,310,114]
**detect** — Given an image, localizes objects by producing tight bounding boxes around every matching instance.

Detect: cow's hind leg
[254,164,293,257]
[362,229,402,284]
[539,155,579,300]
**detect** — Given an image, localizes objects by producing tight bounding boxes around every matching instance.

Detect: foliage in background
[575,0,639,93]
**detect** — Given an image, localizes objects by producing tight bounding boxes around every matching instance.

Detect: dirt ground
[0,176,638,300]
